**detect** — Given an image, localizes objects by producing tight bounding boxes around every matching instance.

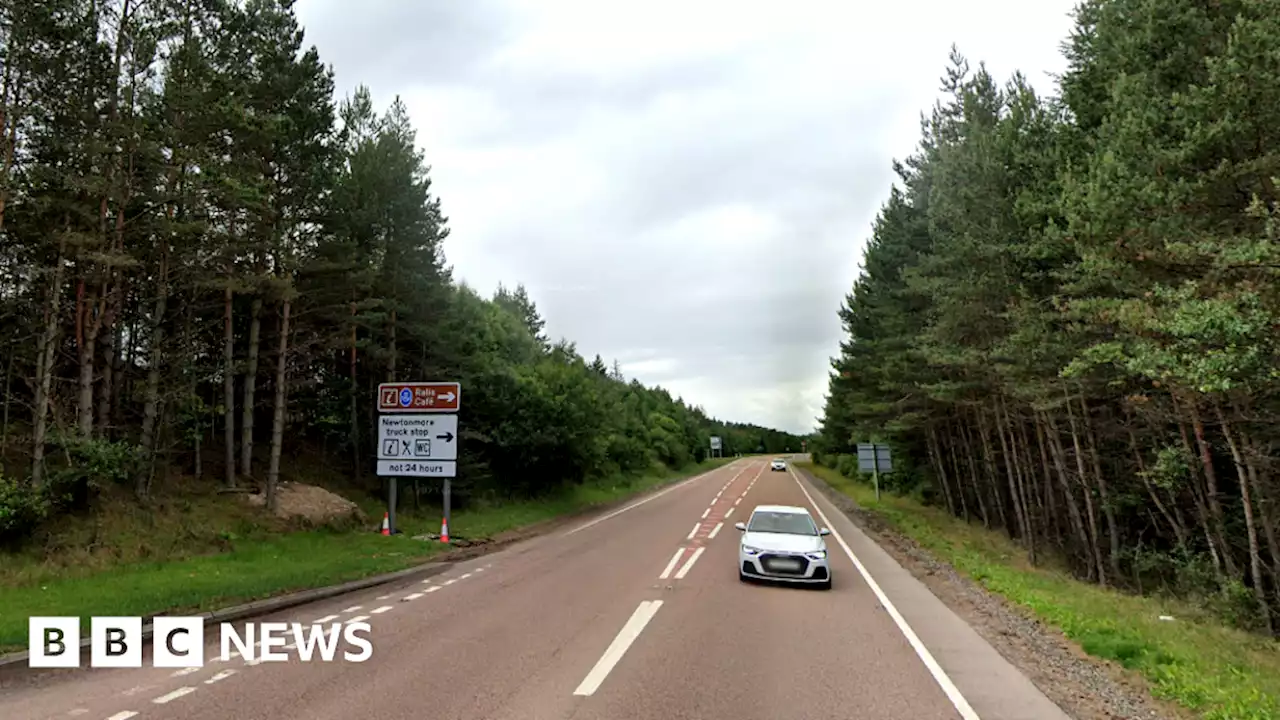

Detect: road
[3,457,1071,720]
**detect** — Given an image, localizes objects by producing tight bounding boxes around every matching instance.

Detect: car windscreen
[747,511,816,535]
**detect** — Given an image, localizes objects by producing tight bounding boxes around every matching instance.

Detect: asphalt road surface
[4,457,1072,720]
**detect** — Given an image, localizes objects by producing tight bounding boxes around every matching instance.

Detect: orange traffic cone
[380,512,390,536]
[440,517,449,543]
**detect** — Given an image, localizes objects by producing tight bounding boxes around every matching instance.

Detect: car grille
[759,553,810,575]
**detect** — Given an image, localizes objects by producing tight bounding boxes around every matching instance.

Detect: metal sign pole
[389,477,398,534]
[873,444,881,501]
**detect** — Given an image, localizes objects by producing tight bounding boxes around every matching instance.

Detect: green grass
[0,458,731,654]
[799,462,1280,720]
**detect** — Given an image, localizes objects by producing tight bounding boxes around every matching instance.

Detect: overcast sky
[295,0,1080,436]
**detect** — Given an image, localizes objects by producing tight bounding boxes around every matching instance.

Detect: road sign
[709,436,722,450]
[377,414,458,461]
[376,460,456,478]
[377,382,461,413]
[857,443,893,473]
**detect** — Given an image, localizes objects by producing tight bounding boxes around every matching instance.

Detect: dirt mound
[246,482,365,525]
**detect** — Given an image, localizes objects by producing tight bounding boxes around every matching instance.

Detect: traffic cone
[440,517,449,543]
[380,512,390,536]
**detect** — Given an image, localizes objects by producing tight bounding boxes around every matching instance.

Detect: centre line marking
[725,507,734,518]
[709,522,724,538]
[347,615,370,624]
[674,546,705,579]
[565,463,740,535]
[371,605,393,614]
[107,713,138,720]
[687,524,700,540]
[734,497,742,505]
[152,687,196,705]
[425,585,442,593]
[659,548,685,579]
[701,508,710,519]
[205,669,236,685]
[314,614,338,623]
[402,593,423,601]
[573,600,664,696]
[443,578,458,585]
[341,605,361,613]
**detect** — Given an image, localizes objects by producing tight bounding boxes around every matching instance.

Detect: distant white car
[770,458,786,471]
[736,504,832,589]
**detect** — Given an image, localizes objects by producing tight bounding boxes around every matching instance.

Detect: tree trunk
[1063,396,1108,586]
[1184,395,1237,578]
[349,298,360,480]
[1045,411,1101,582]
[32,235,67,488]
[975,407,1009,533]
[137,253,168,499]
[223,285,237,489]
[76,281,104,438]
[1215,403,1273,634]
[959,419,990,527]
[1079,394,1121,579]
[995,397,1030,548]
[266,299,292,513]
[945,424,970,521]
[240,295,262,479]
[1128,421,1188,548]
[927,424,956,516]
[1034,412,1062,546]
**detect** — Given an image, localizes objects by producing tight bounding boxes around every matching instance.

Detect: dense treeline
[0,0,800,548]
[815,0,1280,635]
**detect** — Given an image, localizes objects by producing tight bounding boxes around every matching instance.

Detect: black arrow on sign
[437,432,454,442]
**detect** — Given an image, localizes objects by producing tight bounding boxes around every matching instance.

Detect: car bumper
[770,465,786,471]
[739,552,830,583]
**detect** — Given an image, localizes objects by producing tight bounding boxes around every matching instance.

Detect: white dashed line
[565,467,724,536]
[205,669,237,685]
[659,548,684,579]
[443,578,458,586]
[709,522,724,538]
[425,586,442,593]
[475,567,486,572]
[371,605,393,614]
[674,547,705,579]
[347,615,370,624]
[459,572,473,579]
[377,594,393,600]
[67,710,88,716]
[314,614,339,623]
[573,600,664,696]
[106,713,138,720]
[169,667,200,677]
[341,605,362,613]
[725,507,734,518]
[701,508,710,519]
[403,593,424,601]
[686,524,699,540]
[152,687,196,705]
[734,497,741,505]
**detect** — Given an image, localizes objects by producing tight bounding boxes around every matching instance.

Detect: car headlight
[805,550,827,560]
[741,545,762,556]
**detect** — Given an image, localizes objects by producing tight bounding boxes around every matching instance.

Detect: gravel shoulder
[801,466,1191,720]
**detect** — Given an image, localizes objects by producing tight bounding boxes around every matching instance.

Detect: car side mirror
[819,528,830,536]
[734,522,747,531]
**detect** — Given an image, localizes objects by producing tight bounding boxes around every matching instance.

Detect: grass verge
[0,457,732,654]
[798,461,1280,720]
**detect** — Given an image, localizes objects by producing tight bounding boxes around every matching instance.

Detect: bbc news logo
[28,617,372,668]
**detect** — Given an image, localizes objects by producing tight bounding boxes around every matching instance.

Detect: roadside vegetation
[802,461,1280,720]
[0,0,800,647]
[813,0,1280,716]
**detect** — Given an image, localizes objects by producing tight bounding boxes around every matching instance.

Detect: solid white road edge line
[152,687,196,705]
[572,600,664,696]
[564,461,741,536]
[709,522,724,538]
[788,468,981,720]
[674,546,705,579]
[659,548,684,579]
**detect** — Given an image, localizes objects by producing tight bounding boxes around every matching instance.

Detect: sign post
[709,436,722,459]
[857,443,893,501]
[376,382,461,541]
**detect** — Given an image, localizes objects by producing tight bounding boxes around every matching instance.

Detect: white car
[770,458,786,471]
[736,505,832,589]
